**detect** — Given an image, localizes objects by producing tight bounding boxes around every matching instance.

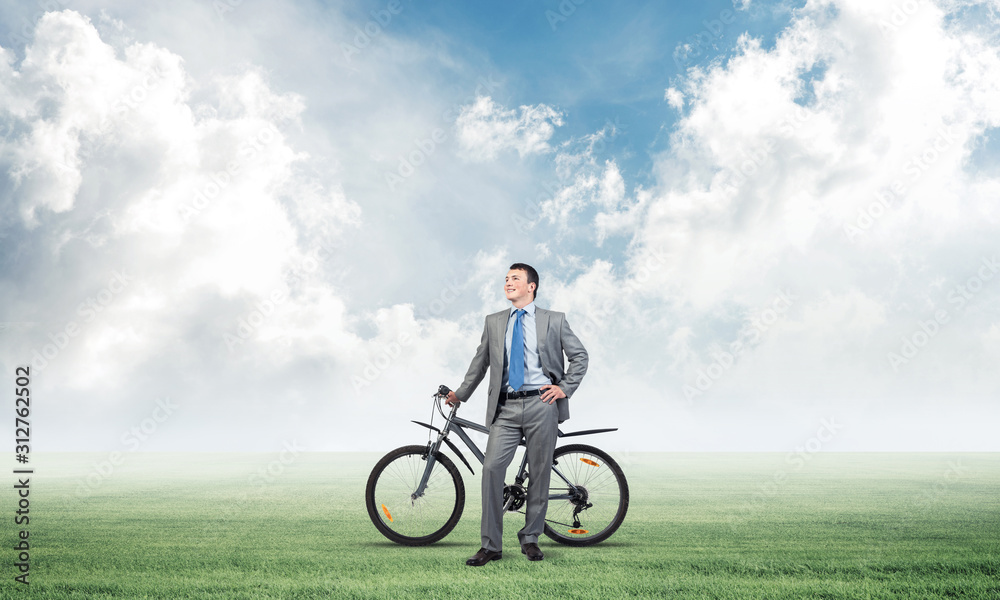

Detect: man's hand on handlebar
[445,391,460,407]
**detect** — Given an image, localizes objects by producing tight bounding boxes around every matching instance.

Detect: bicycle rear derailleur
[569,485,593,528]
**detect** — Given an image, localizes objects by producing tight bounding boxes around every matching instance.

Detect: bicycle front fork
[413,433,449,499]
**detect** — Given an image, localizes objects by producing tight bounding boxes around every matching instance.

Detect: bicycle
[365,385,629,546]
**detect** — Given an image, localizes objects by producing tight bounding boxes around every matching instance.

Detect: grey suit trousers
[480,394,559,552]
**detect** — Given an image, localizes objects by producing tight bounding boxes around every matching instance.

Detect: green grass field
[4,452,998,599]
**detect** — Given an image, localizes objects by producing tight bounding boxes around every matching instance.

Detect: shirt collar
[510,301,536,317]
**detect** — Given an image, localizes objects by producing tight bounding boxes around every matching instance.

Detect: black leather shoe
[521,542,544,561]
[466,548,502,566]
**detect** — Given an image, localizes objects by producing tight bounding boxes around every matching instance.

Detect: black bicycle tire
[365,445,465,545]
[543,443,629,546]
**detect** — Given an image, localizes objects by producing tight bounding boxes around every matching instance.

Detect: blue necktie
[509,309,526,391]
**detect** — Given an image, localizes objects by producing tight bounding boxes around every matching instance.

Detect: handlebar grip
[437,384,452,396]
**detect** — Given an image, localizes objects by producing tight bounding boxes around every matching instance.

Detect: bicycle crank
[502,484,527,512]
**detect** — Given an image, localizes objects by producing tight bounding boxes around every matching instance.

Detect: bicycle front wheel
[544,443,629,546]
[365,445,465,545]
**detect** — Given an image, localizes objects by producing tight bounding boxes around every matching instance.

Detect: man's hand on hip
[539,384,566,404]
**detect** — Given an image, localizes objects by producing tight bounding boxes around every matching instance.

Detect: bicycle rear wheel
[365,445,465,545]
[543,443,629,546]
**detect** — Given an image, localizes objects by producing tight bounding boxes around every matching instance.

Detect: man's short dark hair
[509,263,539,299]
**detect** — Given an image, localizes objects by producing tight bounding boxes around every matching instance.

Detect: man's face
[504,269,535,305]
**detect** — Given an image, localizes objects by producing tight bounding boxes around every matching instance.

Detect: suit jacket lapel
[491,310,507,358]
[535,308,549,356]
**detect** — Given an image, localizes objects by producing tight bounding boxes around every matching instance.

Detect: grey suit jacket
[454,306,588,426]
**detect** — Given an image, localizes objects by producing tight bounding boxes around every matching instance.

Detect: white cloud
[533,151,651,245]
[594,186,652,245]
[664,86,684,110]
[454,95,564,161]
[0,10,371,442]
[567,0,1000,424]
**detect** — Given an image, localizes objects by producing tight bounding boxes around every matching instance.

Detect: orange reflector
[381,504,394,522]
[580,458,600,467]
[568,529,589,534]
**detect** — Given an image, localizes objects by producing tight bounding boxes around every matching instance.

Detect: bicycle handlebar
[432,384,457,421]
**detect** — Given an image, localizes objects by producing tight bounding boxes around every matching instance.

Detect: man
[446,263,588,566]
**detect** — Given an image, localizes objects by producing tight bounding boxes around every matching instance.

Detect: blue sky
[2,0,1000,455]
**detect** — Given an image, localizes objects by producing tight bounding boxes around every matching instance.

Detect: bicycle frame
[410,390,617,508]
